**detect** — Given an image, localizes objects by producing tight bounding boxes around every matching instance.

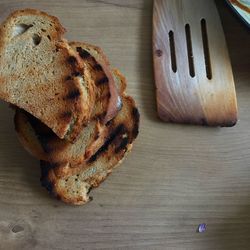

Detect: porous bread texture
[41,95,140,205]
[0,9,95,142]
[14,69,126,166]
[70,42,121,123]
[14,68,140,205]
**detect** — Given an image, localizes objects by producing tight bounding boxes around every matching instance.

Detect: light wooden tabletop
[0,1,249,249]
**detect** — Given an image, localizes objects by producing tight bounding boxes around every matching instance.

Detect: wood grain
[153,0,237,126]
[0,0,250,249]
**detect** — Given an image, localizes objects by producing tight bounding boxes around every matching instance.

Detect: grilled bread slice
[40,94,140,205]
[15,69,126,165]
[70,42,121,123]
[14,109,105,163]
[14,67,139,205]
[0,9,95,141]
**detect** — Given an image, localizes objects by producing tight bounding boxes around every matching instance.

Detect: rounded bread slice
[70,42,121,123]
[0,9,95,142]
[40,94,140,205]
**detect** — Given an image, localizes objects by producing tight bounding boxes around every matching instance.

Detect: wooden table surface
[0,1,249,249]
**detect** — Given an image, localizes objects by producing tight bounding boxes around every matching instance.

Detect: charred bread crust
[40,95,140,205]
[0,9,95,142]
[14,68,126,166]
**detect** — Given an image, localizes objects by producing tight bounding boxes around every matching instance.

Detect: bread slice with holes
[40,93,140,205]
[14,69,126,166]
[0,9,95,141]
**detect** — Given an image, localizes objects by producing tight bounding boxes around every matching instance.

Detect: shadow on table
[0,100,50,201]
[216,0,250,86]
[137,0,159,123]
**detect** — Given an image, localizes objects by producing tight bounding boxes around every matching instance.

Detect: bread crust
[70,41,121,123]
[41,94,140,205]
[14,43,125,166]
[0,9,95,142]
[15,68,140,205]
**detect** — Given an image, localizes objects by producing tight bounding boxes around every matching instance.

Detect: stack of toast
[0,9,139,205]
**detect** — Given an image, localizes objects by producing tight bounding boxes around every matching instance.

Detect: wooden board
[0,0,249,249]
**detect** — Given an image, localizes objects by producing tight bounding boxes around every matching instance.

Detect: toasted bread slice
[40,94,140,205]
[70,42,121,123]
[0,9,95,141]
[14,109,104,163]
[15,69,126,165]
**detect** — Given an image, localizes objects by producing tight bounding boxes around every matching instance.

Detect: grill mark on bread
[76,47,91,59]
[65,75,72,81]
[66,89,81,100]
[132,107,140,139]
[105,92,111,99]
[87,124,126,163]
[65,72,81,81]
[97,76,109,85]
[72,71,81,77]
[67,56,77,65]
[60,111,72,121]
[93,64,103,71]
[94,133,100,140]
[115,137,129,153]
[105,119,113,127]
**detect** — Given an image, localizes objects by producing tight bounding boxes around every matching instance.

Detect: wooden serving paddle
[153,0,238,126]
